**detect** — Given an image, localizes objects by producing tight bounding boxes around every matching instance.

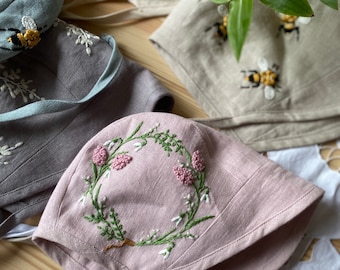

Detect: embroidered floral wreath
[80,121,214,260]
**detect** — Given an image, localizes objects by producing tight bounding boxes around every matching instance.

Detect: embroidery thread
[0,16,41,51]
[81,122,214,260]
[0,136,23,165]
[241,57,280,100]
[277,14,311,41]
[54,19,100,56]
[205,5,229,44]
[0,63,43,103]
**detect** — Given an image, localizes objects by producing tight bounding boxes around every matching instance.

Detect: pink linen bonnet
[33,112,323,269]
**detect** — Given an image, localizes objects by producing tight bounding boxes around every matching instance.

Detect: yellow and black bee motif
[205,15,229,42]
[0,16,41,51]
[277,14,311,41]
[241,58,280,100]
[205,4,229,43]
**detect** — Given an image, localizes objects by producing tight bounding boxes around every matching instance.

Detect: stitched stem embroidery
[54,19,100,56]
[81,122,214,260]
[0,63,43,103]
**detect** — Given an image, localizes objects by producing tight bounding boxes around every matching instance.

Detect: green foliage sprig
[210,0,338,60]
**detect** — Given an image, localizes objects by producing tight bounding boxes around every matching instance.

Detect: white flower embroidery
[103,139,115,150]
[78,194,87,206]
[200,193,210,204]
[53,19,100,56]
[171,215,183,227]
[134,142,143,152]
[83,122,214,260]
[66,23,100,56]
[0,137,23,165]
[0,64,43,103]
[158,248,170,260]
[103,169,111,178]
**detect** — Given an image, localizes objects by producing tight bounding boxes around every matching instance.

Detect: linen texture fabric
[0,20,174,236]
[33,112,323,270]
[0,0,63,62]
[60,0,180,25]
[150,0,340,152]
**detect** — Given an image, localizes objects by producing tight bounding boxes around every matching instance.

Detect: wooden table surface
[0,1,339,269]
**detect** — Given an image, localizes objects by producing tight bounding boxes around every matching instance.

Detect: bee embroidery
[205,15,228,42]
[0,16,41,51]
[205,4,229,43]
[241,58,280,100]
[277,14,311,41]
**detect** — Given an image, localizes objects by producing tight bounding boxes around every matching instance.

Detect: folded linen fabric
[60,0,180,25]
[150,0,340,152]
[33,112,323,270]
[0,20,174,236]
[0,0,63,62]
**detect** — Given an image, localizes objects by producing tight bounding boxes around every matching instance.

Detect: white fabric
[267,143,340,269]
[290,238,340,270]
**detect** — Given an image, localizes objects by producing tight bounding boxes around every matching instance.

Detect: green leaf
[127,121,144,140]
[259,0,314,16]
[210,0,230,4]
[228,0,253,61]
[92,162,98,179]
[320,0,338,10]
[186,215,215,229]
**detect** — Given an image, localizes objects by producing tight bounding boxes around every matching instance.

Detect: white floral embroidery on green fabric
[0,63,43,103]
[0,136,23,165]
[80,121,214,260]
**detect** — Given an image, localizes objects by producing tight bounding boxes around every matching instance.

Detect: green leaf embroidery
[81,122,214,260]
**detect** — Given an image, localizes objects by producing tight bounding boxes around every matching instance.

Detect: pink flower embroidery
[112,154,133,170]
[173,166,194,186]
[191,150,205,172]
[92,146,108,166]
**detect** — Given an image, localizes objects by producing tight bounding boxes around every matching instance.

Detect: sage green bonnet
[0,0,63,62]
